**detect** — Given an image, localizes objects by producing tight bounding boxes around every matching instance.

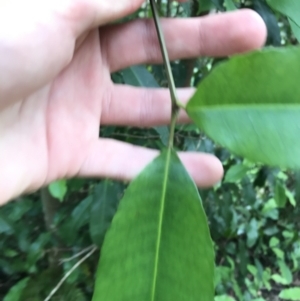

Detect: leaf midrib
[151,148,172,301]
[188,104,300,110]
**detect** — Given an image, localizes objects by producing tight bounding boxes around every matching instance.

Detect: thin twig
[59,245,95,265]
[44,246,98,301]
[150,0,186,148]
[149,0,181,109]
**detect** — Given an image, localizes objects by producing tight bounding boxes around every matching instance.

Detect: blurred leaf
[289,18,300,41]
[122,65,159,88]
[269,237,279,248]
[279,287,300,300]
[197,0,213,13]
[211,0,225,11]
[253,0,281,46]
[7,199,32,222]
[4,278,29,301]
[71,196,93,231]
[20,268,87,301]
[59,196,94,244]
[224,0,236,11]
[89,180,124,247]
[247,218,259,248]
[271,273,288,285]
[92,150,214,301]
[266,0,300,26]
[275,180,287,208]
[0,213,15,234]
[286,189,296,207]
[48,180,67,202]
[187,47,300,169]
[215,295,236,301]
[278,261,293,285]
[224,164,250,183]
[247,264,257,277]
[273,247,285,260]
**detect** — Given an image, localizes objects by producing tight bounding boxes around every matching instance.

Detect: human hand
[0,0,267,205]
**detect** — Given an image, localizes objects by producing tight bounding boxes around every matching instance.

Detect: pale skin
[0,0,267,205]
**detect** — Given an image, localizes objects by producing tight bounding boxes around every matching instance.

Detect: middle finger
[101,10,266,72]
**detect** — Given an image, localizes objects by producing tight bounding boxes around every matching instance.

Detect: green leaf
[197,0,213,14]
[186,47,300,169]
[272,247,285,260]
[0,213,15,234]
[278,261,293,285]
[271,273,288,285]
[122,65,159,88]
[289,18,300,41]
[275,180,287,208]
[89,180,124,247]
[266,0,300,26]
[92,150,214,301]
[215,295,236,301]
[48,180,67,202]
[59,196,94,244]
[224,164,250,183]
[224,0,236,11]
[266,0,300,43]
[246,218,259,248]
[4,278,29,301]
[279,287,300,300]
[286,189,296,207]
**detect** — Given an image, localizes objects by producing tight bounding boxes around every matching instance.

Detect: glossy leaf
[186,47,300,169]
[92,150,214,301]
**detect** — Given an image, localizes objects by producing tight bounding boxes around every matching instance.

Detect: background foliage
[1,0,300,300]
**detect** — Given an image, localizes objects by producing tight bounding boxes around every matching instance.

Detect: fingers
[101,85,193,126]
[101,9,267,72]
[65,0,189,36]
[79,139,224,188]
[67,0,144,36]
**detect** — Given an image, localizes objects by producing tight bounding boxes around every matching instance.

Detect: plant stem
[41,188,62,266]
[150,0,185,148]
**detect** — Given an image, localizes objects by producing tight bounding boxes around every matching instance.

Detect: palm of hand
[0,2,267,204]
[1,30,114,201]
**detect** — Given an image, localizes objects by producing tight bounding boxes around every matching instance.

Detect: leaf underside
[266,0,300,27]
[92,150,214,301]
[187,47,300,169]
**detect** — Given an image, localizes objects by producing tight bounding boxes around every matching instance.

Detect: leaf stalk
[149,0,184,148]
